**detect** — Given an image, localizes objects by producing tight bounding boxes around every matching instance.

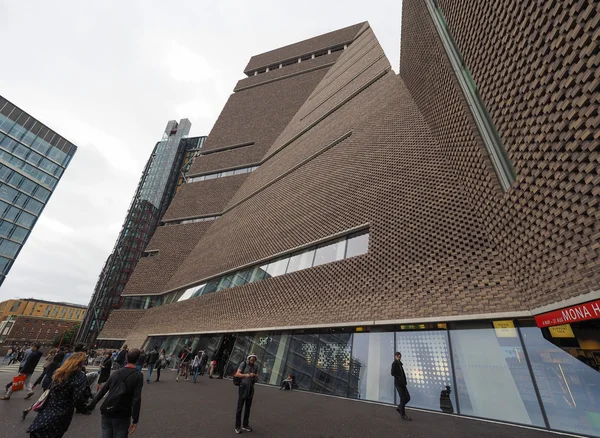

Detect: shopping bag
[32,389,50,412]
[12,374,26,392]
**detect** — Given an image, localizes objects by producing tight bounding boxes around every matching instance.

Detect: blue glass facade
[0,96,76,287]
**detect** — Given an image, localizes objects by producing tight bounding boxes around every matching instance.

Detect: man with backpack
[88,348,144,437]
[234,353,259,434]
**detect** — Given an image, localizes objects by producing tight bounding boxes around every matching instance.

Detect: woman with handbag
[22,352,65,420]
[26,352,91,437]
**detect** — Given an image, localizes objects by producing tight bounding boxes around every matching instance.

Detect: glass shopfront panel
[520,322,600,437]
[285,334,318,390]
[396,330,456,412]
[311,333,353,397]
[450,322,545,427]
[350,332,395,403]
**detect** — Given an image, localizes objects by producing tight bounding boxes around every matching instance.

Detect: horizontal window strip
[235,62,337,93]
[187,165,259,183]
[120,227,370,310]
[163,215,221,226]
[199,141,254,156]
[223,131,352,214]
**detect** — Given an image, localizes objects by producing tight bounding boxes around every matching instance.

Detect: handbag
[12,374,26,392]
[32,389,50,412]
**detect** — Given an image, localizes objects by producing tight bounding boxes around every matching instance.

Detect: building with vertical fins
[77,120,206,345]
[0,96,77,287]
[98,3,600,435]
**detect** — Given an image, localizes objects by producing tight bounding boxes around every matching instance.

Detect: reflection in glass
[313,239,346,267]
[346,231,369,258]
[266,258,289,277]
[520,326,600,437]
[351,332,395,403]
[285,334,318,390]
[286,250,315,273]
[396,331,456,412]
[450,326,545,426]
[312,333,353,397]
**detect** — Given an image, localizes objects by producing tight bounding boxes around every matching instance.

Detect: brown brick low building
[97,3,600,436]
[1,315,79,346]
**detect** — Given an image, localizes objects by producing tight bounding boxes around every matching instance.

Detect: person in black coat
[27,353,91,437]
[1,343,42,401]
[391,351,412,421]
[22,352,66,420]
[97,351,112,386]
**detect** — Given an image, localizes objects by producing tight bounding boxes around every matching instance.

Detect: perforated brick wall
[401,0,600,309]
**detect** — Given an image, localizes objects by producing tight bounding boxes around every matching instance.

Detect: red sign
[535,299,600,327]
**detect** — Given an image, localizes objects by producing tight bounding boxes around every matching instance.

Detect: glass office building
[77,119,206,345]
[0,96,77,287]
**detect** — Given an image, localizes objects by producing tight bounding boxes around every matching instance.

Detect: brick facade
[99,9,600,345]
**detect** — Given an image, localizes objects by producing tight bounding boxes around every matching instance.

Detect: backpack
[233,361,246,386]
[101,369,136,414]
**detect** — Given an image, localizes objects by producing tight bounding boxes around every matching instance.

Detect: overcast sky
[0,0,403,305]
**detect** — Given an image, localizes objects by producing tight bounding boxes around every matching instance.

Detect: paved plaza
[0,364,567,438]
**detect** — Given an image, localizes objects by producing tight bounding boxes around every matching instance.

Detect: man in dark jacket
[1,343,42,400]
[88,348,144,437]
[146,347,159,384]
[391,351,411,421]
[114,344,128,370]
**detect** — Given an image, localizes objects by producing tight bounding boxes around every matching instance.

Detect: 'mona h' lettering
[562,304,592,322]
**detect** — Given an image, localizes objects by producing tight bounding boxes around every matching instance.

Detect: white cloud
[36,217,75,235]
[164,40,221,84]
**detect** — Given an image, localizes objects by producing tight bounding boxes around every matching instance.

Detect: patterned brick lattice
[401,0,600,309]
[99,10,599,344]
[120,221,213,296]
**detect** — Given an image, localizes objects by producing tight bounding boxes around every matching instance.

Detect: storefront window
[285,334,318,390]
[311,333,353,397]
[261,332,291,385]
[450,322,545,427]
[351,332,395,404]
[396,330,456,412]
[520,324,600,437]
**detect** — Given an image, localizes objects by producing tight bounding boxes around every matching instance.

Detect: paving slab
[0,368,569,438]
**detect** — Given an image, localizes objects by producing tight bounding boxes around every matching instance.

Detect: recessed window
[287,250,316,273]
[266,258,289,277]
[345,231,369,258]
[313,239,346,267]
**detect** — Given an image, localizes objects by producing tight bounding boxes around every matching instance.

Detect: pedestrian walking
[154,349,166,382]
[176,348,191,382]
[114,345,128,370]
[209,356,217,379]
[87,348,144,437]
[3,346,14,364]
[192,351,202,383]
[199,350,208,376]
[234,353,259,434]
[1,343,42,401]
[98,351,113,388]
[135,349,146,373]
[26,352,91,437]
[22,352,66,420]
[145,347,159,384]
[391,351,411,421]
